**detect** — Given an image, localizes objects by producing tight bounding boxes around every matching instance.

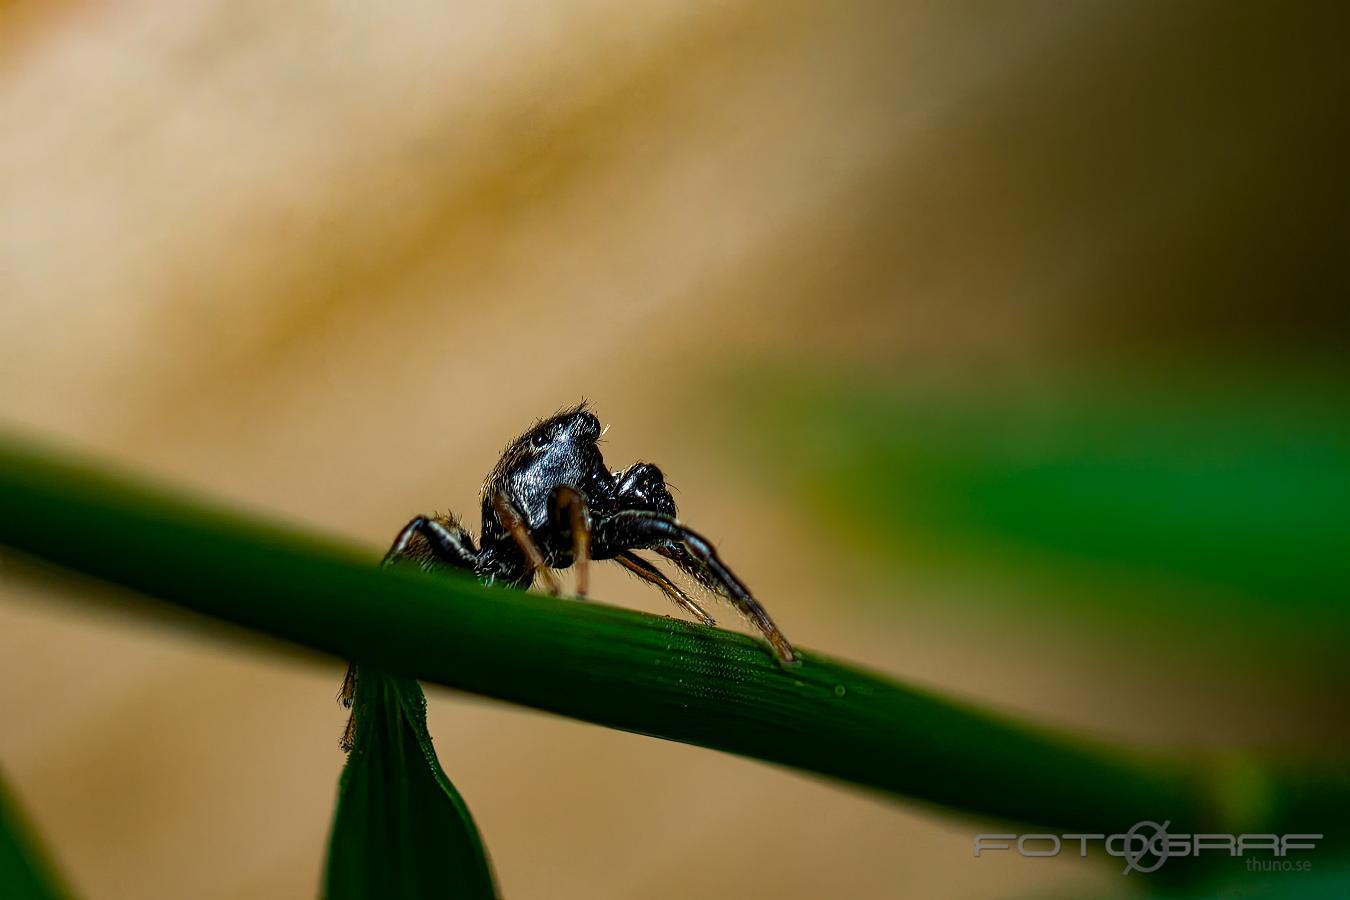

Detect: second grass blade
[325,666,496,900]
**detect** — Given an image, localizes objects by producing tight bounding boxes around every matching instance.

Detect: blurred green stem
[0,768,68,900]
[0,433,1344,847]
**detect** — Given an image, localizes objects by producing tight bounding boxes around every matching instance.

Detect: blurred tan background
[1,1,1345,898]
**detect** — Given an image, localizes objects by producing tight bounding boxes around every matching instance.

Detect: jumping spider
[339,403,797,749]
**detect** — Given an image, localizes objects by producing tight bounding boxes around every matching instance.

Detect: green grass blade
[0,769,69,900]
[325,667,496,899]
[0,431,1346,846]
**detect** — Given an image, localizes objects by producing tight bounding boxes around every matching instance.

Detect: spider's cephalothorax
[339,403,797,750]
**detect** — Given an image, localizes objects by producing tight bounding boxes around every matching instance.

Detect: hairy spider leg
[337,675,363,752]
[655,543,723,600]
[491,493,562,596]
[548,485,592,598]
[338,664,357,710]
[614,550,716,626]
[382,514,483,569]
[595,510,799,665]
[339,514,482,752]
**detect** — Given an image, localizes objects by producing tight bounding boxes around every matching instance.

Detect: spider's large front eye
[529,432,550,451]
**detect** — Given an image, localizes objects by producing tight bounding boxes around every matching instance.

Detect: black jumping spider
[340,403,797,749]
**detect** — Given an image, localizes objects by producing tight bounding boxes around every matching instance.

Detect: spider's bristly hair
[383,512,473,571]
[526,400,593,440]
[657,544,730,601]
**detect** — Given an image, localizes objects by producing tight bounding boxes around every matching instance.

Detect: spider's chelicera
[339,403,797,750]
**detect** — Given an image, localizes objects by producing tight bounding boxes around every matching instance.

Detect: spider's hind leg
[382,513,481,571]
[614,550,716,626]
[595,510,798,666]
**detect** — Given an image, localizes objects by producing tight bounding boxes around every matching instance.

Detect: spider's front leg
[547,485,592,598]
[490,493,562,596]
[593,510,799,665]
[339,513,481,752]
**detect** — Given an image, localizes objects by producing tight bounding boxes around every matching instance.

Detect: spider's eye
[529,432,550,451]
[580,412,602,439]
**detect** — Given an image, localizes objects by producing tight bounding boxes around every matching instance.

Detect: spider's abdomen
[614,463,677,517]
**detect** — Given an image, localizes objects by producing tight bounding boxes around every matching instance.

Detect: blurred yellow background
[1,1,1345,898]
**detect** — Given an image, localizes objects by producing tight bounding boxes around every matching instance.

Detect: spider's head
[484,403,608,525]
[520,404,603,454]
